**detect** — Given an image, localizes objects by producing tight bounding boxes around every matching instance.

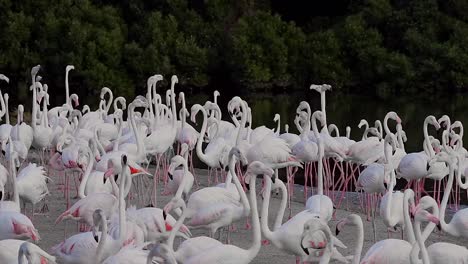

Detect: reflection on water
[186,90,466,153]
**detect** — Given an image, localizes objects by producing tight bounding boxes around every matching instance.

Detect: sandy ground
[20,160,468,263]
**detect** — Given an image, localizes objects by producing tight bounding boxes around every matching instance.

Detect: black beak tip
[301,244,309,255]
[383,182,388,189]
[0,191,3,200]
[103,177,107,184]
[94,235,99,243]
[1,150,5,155]
[245,183,250,191]
[437,223,441,231]
[272,177,276,184]
[163,210,167,220]
[335,227,340,236]
[168,173,173,180]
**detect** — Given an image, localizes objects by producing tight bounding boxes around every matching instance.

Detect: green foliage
[0,0,467,98]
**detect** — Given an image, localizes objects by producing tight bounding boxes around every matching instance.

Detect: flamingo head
[168,155,185,176]
[148,244,173,264]
[438,115,450,129]
[414,208,440,230]
[244,161,274,187]
[66,65,75,72]
[163,197,185,218]
[92,209,105,242]
[300,216,329,256]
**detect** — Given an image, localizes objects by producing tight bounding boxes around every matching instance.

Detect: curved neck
[457,156,468,189]
[351,220,364,264]
[439,159,454,233]
[0,92,6,121]
[129,104,144,159]
[95,211,109,263]
[422,120,434,157]
[152,81,160,125]
[194,106,209,164]
[396,126,405,151]
[105,91,113,114]
[311,112,321,139]
[260,176,275,241]
[361,122,369,140]
[235,102,248,146]
[275,116,281,135]
[174,160,189,200]
[230,156,250,216]
[94,129,106,156]
[411,219,430,264]
[246,172,261,260]
[78,153,94,198]
[168,203,187,249]
[403,190,416,244]
[384,171,397,227]
[273,177,288,230]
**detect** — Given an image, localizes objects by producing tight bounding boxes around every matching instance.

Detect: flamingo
[11,104,34,153]
[52,155,130,263]
[151,161,274,264]
[170,147,250,237]
[0,240,56,264]
[163,146,194,199]
[0,92,12,151]
[410,194,468,263]
[55,150,118,228]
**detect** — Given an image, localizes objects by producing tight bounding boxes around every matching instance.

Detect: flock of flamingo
[0,64,466,263]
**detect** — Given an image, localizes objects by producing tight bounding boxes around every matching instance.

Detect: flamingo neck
[275,116,280,135]
[129,104,144,160]
[260,177,275,241]
[317,138,324,195]
[411,219,430,264]
[232,158,250,216]
[246,172,261,261]
[361,122,369,140]
[95,212,109,263]
[352,220,364,264]
[403,190,416,244]
[320,91,327,129]
[273,178,288,230]
[174,160,189,200]
[31,79,38,129]
[439,160,454,235]
[422,120,434,157]
[235,101,248,146]
[168,203,187,250]
[10,155,20,208]
[78,152,94,199]
[118,166,127,246]
[195,106,209,164]
[4,96,9,125]
[65,70,71,106]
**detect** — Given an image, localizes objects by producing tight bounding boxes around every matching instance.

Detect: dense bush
[0,0,467,104]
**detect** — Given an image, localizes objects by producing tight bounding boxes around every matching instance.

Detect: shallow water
[186,90,468,153]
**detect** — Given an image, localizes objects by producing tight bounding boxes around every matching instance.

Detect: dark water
[185,90,468,153]
[185,90,468,204]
